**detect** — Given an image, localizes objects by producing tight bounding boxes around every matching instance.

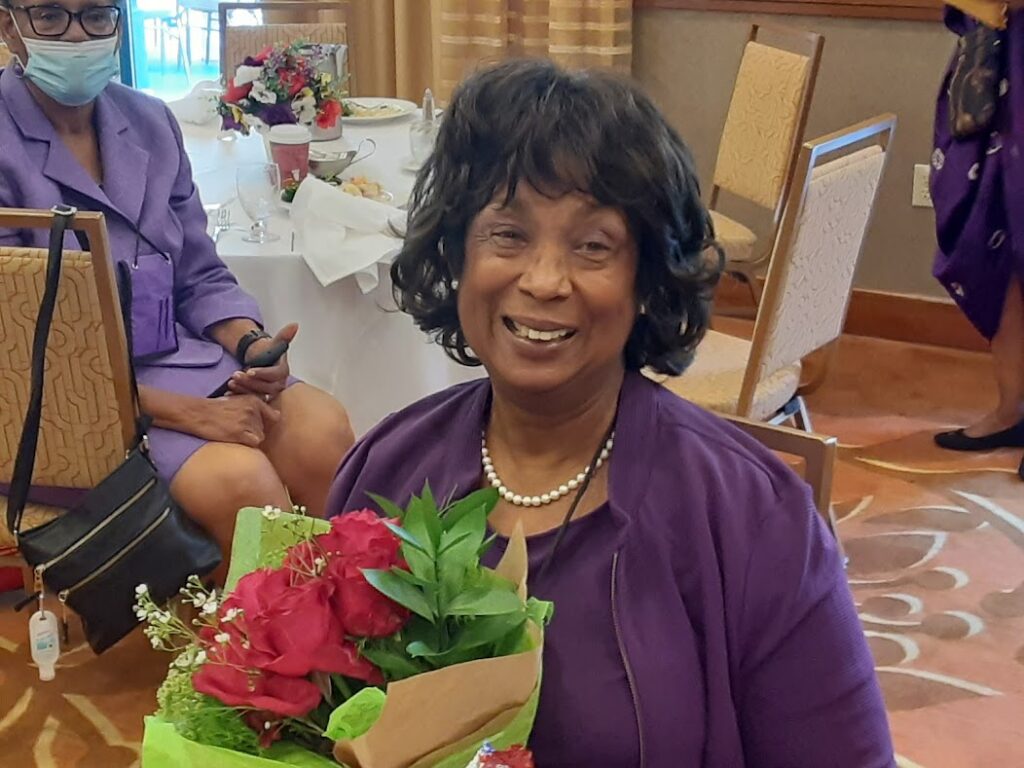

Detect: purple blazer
[0,67,261,372]
[327,373,895,767]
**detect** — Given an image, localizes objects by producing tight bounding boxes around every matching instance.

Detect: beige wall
[634,9,954,299]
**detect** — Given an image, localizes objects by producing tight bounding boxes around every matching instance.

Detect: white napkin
[166,80,222,125]
[290,176,405,293]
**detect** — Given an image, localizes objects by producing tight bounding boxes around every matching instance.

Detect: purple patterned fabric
[932,8,1024,339]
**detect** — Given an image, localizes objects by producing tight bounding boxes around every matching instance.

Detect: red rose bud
[316,99,342,129]
[223,78,253,103]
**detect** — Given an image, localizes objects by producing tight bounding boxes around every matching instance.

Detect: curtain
[434,0,633,99]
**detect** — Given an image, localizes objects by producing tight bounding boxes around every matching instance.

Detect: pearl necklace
[481,432,615,507]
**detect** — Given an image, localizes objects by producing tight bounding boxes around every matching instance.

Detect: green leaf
[362,568,435,621]
[382,520,429,553]
[478,531,499,557]
[405,640,440,659]
[446,586,524,617]
[366,493,406,522]
[442,488,499,528]
[437,530,474,555]
[390,567,434,590]
[455,612,527,650]
[400,541,436,586]
[402,502,437,557]
[417,483,444,551]
[358,645,426,681]
[324,687,387,741]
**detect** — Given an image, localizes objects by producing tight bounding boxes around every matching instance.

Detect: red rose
[316,99,342,129]
[480,746,535,768]
[324,556,409,638]
[317,510,403,564]
[243,711,286,749]
[194,660,321,718]
[223,78,253,104]
[253,45,274,64]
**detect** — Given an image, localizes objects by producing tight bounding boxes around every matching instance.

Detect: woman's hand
[228,323,299,400]
[192,395,281,447]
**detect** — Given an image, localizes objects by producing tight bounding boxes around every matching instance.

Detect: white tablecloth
[181,117,478,435]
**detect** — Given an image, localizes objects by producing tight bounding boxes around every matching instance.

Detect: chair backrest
[712,25,823,223]
[0,209,135,490]
[219,2,351,88]
[723,414,839,537]
[737,115,897,417]
[0,43,13,69]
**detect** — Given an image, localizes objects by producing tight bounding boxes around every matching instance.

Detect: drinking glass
[236,163,281,243]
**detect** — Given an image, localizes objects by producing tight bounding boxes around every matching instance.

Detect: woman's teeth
[510,320,573,342]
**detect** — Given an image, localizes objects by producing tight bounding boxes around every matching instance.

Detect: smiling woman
[325,59,896,766]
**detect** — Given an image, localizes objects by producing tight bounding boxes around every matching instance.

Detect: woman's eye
[492,229,523,244]
[580,241,611,254]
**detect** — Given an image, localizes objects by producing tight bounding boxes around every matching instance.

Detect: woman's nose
[518,247,572,301]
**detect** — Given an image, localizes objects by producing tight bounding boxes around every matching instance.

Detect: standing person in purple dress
[326,60,894,766]
[0,0,354,578]
[932,3,1024,479]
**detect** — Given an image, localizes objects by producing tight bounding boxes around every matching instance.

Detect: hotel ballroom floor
[1,323,1022,767]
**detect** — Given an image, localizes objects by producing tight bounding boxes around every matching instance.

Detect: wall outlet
[912,164,933,208]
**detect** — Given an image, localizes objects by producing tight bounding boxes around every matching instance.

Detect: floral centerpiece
[138,487,549,767]
[220,41,346,137]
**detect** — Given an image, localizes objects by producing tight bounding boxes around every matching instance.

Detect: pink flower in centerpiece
[316,99,342,129]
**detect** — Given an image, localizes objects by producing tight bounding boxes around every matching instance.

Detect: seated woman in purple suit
[0,0,353,577]
[326,60,895,766]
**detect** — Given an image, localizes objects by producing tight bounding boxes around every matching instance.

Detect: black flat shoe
[934,421,1024,452]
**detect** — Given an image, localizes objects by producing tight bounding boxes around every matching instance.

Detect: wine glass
[236,163,281,244]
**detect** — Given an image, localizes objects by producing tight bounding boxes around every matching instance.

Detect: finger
[258,399,282,424]
[238,430,262,448]
[230,372,283,395]
[244,365,288,383]
[271,323,299,345]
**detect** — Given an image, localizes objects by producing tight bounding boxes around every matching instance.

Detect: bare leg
[965,278,1024,436]
[171,443,290,583]
[261,383,355,517]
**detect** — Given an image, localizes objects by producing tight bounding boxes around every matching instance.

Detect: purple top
[483,504,639,766]
[327,373,895,767]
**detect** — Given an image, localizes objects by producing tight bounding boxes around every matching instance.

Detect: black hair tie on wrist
[235,329,271,364]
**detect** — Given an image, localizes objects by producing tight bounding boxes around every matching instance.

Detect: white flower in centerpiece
[250,81,277,105]
[234,64,263,87]
[261,506,282,521]
[215,632,231,644]
[135,584,148,596]
[223,607,243,622]
[201,599,218,616]
[292,94,317,125]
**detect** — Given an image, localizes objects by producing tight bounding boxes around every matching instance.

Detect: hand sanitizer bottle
[30,609,60,681]
[409,88,440,167]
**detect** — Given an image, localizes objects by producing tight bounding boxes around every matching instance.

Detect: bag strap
[6,208,151,538]
[7,206,76,538]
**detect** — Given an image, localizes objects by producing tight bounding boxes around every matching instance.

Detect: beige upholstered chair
[219,1,352,90]
[0,210,135,570]
[653,114,897,431]
[711,25,824,303]
[0,43,13,69]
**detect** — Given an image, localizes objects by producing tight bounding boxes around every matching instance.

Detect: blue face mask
[11,16,120,106]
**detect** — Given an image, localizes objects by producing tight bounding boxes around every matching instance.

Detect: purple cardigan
[0,67,260,370]
[326,373,894,767]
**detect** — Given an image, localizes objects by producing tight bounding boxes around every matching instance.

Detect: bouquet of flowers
[219,41,346,135]
[139,487,549,767]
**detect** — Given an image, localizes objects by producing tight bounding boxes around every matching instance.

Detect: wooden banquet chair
[219,1,354,91]
[652,114,897,432]
[0,209,136,578]
[723,414,843,552]
[710,24,824,305]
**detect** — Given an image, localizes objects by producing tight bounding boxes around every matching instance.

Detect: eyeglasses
[13,4,122,38]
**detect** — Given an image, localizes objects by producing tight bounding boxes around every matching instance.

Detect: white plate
[342,98,417,124]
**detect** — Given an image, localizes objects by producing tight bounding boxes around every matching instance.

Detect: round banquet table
[180,115,479,436]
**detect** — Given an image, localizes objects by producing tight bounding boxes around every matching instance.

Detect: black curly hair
[391,58,722,376]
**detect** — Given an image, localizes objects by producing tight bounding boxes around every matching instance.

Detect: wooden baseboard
[714,275,988,353]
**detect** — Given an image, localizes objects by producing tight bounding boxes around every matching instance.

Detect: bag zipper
[611,550,646,767]
[57,505,171,603]
[34,478,157,578]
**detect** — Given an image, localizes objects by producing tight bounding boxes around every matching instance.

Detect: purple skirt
[931,8,1024,340]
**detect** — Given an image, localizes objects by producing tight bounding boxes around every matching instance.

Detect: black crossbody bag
[6,206,221,653]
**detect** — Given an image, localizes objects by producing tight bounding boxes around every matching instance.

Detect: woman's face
[1,0,121,61]
[458,183,639,398]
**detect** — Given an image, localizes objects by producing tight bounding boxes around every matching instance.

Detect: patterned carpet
[1,330,1022,767]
